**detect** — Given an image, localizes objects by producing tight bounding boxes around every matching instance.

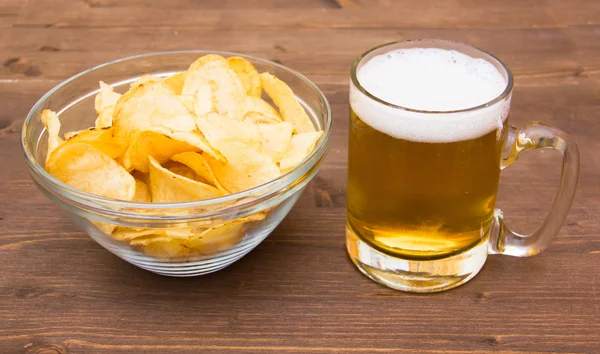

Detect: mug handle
[488,122,580,256]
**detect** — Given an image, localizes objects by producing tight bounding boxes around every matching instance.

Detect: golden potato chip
[163,161,228,194]
[148,156,223,202]
[133,178,151,202]
[41,109,62,161]
[244,96,282,121]
[130,235,173,247]
[112,226,195,245]
[140,214,266,258]
[171,151,225,191]
[132,170,149,184]
[257,122,294,161]
[203,142,280,193]
[260,72,316,133]
[177,84,217,119]
[63,127,126,159]
[278,131,323,172]
[112,76,197,141]
[164,228,196,239]
[91,220,116,235]
[188,54,229,71]
[64,128,104,141]
[94,81,121,129]
[64,129,86,140]
[122,130,199,173]
[178,94,195,112]
[156,128,226,163]
[112,227,159,241]
[46,142,135,200]
[183,67,246,120]
[185,219,249,254]
[193,84,214,117]
[141,239,190,259]
[163,72,187,95]
[195,112,262,152]
[242,111,281,125]
[163,161,200,181]
[226,56,262,97]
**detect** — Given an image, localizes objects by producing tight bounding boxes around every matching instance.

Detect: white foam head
[350,47,511,143]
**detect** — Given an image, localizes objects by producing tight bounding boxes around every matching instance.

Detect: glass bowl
[21,51,332,276]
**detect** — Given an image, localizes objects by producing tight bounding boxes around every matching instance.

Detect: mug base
[346,225,488,293]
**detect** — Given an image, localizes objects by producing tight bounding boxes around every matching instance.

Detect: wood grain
[1,0,599,353]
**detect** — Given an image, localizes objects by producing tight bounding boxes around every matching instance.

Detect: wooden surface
[1,0,599,353]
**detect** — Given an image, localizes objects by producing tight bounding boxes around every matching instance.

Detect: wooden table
[1,0,599,353]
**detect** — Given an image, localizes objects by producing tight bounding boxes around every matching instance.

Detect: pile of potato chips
[41,54,323,259]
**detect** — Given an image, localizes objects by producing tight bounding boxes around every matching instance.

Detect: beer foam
[350,47,510,143]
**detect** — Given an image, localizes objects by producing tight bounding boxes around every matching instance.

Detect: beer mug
[346,39,579,292]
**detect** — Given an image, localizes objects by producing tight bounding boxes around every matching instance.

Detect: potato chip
[132,170,149,184]
[141,239,191,259]
[203,142,280,193]
[148,156,223,202]
[242,111,281,125]
[64,128,87,140]
[163,161,200,181]
[63,127,126,159]
[133,178,151,202]
[112,227,159,241]
[64,128,104,141]
[260,72,316,133]
[94,81,121,129]
[188,54,229,71]
[171,151,225,191]
[194,84,213,117]
[164,227,196,239]
[122,130,199,173]
[278,131,323,172]
[257,122,294,161]
[178,94,195,112]
[156,128,226,163]
[195,112,262,152]
[130,235,173,247]
[112,76,197,141]
[163,72,187,95]
[140,214,266,258]
[244,96,282,121]
[112,226,195,245]
[91,221,116,235]
[41,109,62,161]
[227,56,262,97]
[183,67,246,120]
[46,142,135,200]
[185,219,249,254]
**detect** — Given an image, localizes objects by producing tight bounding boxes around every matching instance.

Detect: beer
[347,47,510,260]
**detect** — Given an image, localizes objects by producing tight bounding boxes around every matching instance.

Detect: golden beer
[346,39,513,291]
[347,109,507,259]
[346,39,579,293]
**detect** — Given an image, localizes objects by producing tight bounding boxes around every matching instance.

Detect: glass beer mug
[346,39,579,292]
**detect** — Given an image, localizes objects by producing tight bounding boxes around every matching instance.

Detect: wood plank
[0,27,585,82]
[550,0,600,25]
[568,25,600,86]
[17,1,560,30]
[81,0,345,9]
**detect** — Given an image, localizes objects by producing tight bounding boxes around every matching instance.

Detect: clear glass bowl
[21,51,332,276]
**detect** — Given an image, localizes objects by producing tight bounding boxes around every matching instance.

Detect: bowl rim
[21,50,332,210]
